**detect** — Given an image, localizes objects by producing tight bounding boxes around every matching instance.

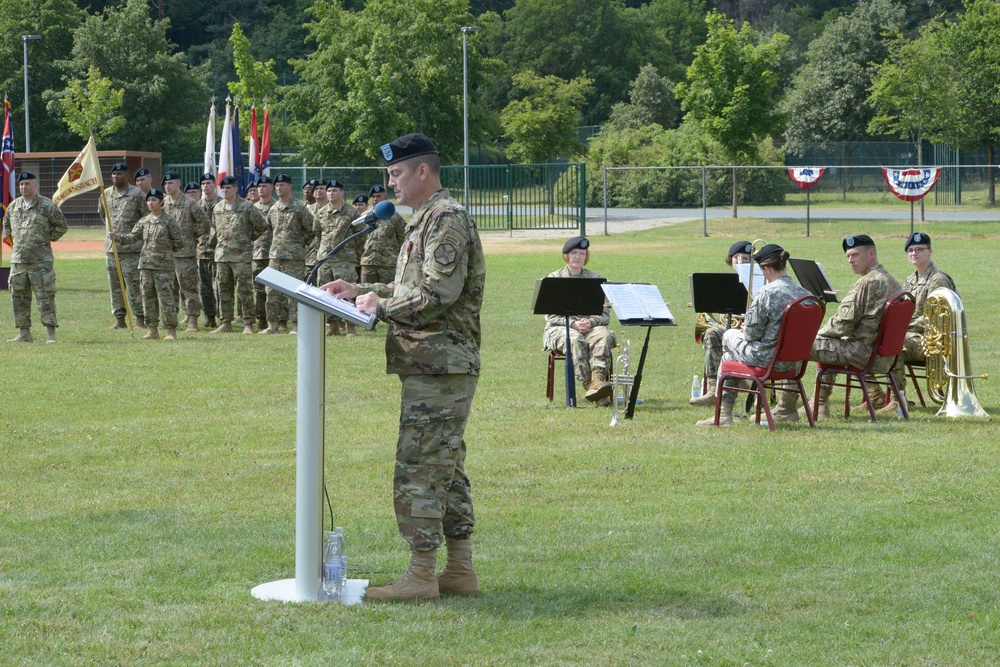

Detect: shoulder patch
[434,242,458,266]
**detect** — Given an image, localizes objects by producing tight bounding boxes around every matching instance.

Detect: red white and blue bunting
[787,167,825,190]
[882,167,942,202]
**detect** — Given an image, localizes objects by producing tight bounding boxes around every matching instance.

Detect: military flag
[259,105,271,177]
[1,98,12,250]
[231,104,245,196]
[248,105,259,185]
[217,98,233,184]
[203,101,217,178]
[53,136,103,207]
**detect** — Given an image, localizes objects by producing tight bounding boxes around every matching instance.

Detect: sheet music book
[788,258,840,303]
[734,261,766,298]
[295,283,377,329]
[601,282,674,325]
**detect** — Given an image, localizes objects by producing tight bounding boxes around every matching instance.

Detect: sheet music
[734,262,766,298]
[814,262,837,297]
[602,283,674,322]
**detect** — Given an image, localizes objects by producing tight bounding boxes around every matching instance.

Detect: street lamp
[461,26,479,210]
[22,34,41,154]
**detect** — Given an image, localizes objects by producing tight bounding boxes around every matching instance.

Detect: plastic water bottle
[322,531,343,601]
[335,527,347,588]
[691,375,702,400]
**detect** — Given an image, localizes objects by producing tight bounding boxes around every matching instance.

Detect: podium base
[251,578,369,605]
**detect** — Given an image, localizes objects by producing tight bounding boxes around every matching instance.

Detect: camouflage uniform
[197,193,222,321]
[812,263,901,371]
[102,183,147,320]
[894,262,956,391]
[358,189,485,551]
[116,211,184,328]
[163,193,210,319]
[542,266,616,385]
[2,194,68,330]
[314,200,361,285]
[264,198,314,324]
[252,197,276,325]
[305,201,325,278]
[211,197,268,326]
[360,212,407,283]
[700,324,725,378]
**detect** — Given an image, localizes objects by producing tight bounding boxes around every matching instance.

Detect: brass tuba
[923,287,989,418]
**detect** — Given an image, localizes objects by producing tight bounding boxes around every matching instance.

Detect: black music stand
[689,273,748,328]
[789,258,839,303]
[532,276,607,407]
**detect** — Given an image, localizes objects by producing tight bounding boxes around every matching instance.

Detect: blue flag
[231,105,246,196]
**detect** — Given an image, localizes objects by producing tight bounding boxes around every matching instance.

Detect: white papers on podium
[601,283,674,325]
[295,283,376,329]
[734,261,766,298]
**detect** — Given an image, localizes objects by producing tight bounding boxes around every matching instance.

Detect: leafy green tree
[675,10,788,217]
[606,64,677,131]
[55,66,125,146]
[643,0,708,84]
[228,23,278,106]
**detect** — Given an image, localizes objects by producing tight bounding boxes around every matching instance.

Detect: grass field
[2,220,998,666]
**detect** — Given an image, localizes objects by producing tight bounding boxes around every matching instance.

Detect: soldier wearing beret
[184,182,201,200]
[359,184,407,284]
[162,171,210,332]
[102,162,147,330]
[322,133,486,601]
[313,178,361,336]
[252,176,276,330]
[2,172,68,343]
[133,168,152,197]
[353,194,369,215]
[245,180,259,204]
[542,236,617,406]
[305,180,328,279]
[197,172,222,329]
[259,174,315,334]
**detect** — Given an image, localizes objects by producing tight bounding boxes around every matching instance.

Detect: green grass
[2,224,999,665]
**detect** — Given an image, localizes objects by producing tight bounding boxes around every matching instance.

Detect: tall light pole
[22,34,41,154]
[461,26,479,210]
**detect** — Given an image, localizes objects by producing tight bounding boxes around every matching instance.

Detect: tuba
[923,287,989,418]
[610,336,634,427]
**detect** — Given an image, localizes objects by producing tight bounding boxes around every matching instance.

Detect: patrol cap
[905,232,931,250]
[134,167,151,180]
[728,241,753,258]
[257,176,274,185]
[162,171,181,183]
[370,184,386,196]
[379,133,439,166]
[146,188,165,200]
[110,162,128,173]
[17,171,37,182]
[353,194,368,204]
[273,174,293,184]
[753,243,784,265]
[200,172,215,184]
[184,181,200,192]
[562,236,590,253]
[843,234,876,252]
[328,179,344,189]
[219,176,238,187]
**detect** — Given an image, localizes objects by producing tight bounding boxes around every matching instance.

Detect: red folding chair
[813,291,915,422]
[710,295,826,431]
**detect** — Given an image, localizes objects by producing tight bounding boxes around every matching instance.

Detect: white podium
[251,267,375,603]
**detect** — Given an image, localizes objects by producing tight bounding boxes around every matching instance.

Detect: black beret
[728,241,753,258]
[306,178,320,187]
[146,188,165,200]
[753,243,784,264]
[328,179,344,189]
[369,184,385,195]
[562,236,590,253]
[843,234,876,252]
[353,194,368,204]
[219,176,238,187]
[257,176,274,185]
[200,172,215,184]
[184,181,200,192]
[162,171,180,183]
[17,171,37,183]
[110,162,128,173]
[273,174,293,184]
[134,168,151,179]
[245,180,258,189]
[905,232,931,250]
[379,133,439,166]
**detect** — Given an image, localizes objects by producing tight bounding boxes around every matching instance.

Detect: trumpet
[610,336,634,427]
[923,287,989,418]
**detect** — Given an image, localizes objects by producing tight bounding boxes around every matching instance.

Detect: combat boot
[184,316,198,333]
[801,383,832,420]
[277,320,288,332]
[258,320,281,334]
[364,549,439,602]
[242,324,255,334]
[163,328,177,341]
[326,321,341,336]
[256,317,268,331]
[437,536,478,596]
[210,320,233,334]
[696,397,735,427]
[135,315,146,328]
[771,381,800,422]
[864,383,886,410]
[45,326,57,344]
[204,316,219,329]
[690,377,717,406]
[584,368,613,403]
[345,323,357,337]
[142,326,160,340]
[110,316,127,329]
[7,328,33,343]
[288,322,298,335]
[876,395,901,416]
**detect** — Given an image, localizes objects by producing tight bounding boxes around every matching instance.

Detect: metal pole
[603,166,608,236]
[702,166,708,237]
[461,26,479,211]
[22,35,41,154]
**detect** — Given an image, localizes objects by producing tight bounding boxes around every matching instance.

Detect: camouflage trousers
[9,262,57,329]
[543,325,615,384]
[701,325,725,377]
[812,336,894,379]
[106,252,143,319]
[216,260,254,326]
[265,258,305,323]
[198,258,218,319]
[884,332,923,393]
[394,373,478,551]
[318,262,357,325]
[361,265,395,284]
[252,259,268,323]
[173,256,202,318]
[140,269,179,328]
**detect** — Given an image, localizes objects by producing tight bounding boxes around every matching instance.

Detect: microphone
[351,199,395,228]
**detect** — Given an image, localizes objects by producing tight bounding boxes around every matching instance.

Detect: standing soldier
[102,162,147,329]
[245,180,259,204]
[252,176,276,331]
[162,171,210,332]
[305,180,328,279]
[184,182,201,200]
[314,178,360,336]
[353,194,368,215]
[260,174,314,335]
[198,173,222,329]
[209,176,268,334]
[134,168,152,197]
[2,172,68,343]
[360,184,407,283]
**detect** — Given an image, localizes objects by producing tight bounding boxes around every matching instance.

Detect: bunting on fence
[882,167,941,202]
[787,167,825,190]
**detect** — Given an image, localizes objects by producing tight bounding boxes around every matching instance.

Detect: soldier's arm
[49,201,69,242]
[250,207,268,241]
[818,282,866,338]
[192,202,210,237]
[117,219,144,246]
[168,217,185,252]
[2,206,11,242]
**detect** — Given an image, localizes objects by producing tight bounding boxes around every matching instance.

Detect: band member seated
[696,244,812,426]
[542,236,616,406]
[690,240,753,406]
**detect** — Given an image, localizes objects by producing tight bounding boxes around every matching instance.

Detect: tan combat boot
[584,368,613,403]
[258,320,281,334]
[345,323,357,337]
[210,320,233,334]
[256,317,268,331]
[163,328,177,341]
[696,397,735,427]
[326,321,341,336]
[771,381,800,422]
[288,322,298,335]
[242,324,255,334]
[135,315,146,328]
[204,316,219,329]
[437,536,478,596]
[364,549,439,602]
[801,383,832,420]
[142,326,160,340]
[45,326,57,344]
[689,377,717,406]
[184,316,198,333]
[110,316,127,329]
[7,328,33,343]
